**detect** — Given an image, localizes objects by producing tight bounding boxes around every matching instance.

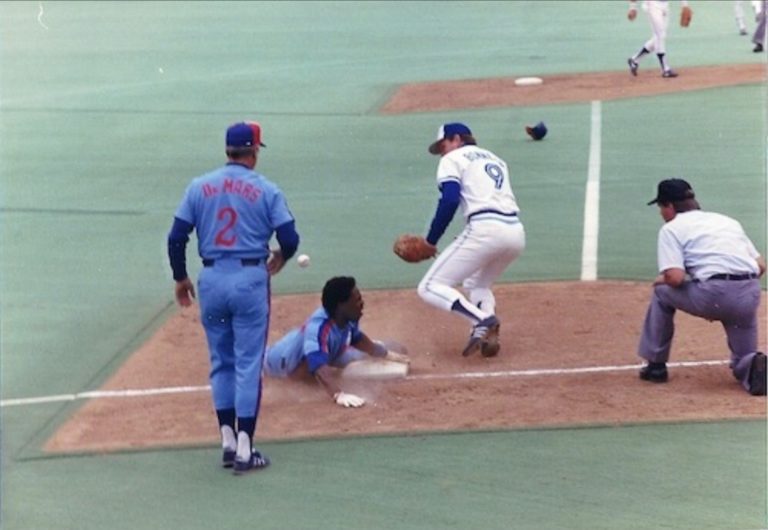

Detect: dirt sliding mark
[379,63,766,114]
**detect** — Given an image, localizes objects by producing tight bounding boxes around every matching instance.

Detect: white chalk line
[408,359,728,381]
[0,360,729,408]
[580,99,602,281]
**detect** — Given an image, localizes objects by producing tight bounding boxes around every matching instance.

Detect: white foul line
[0,361,729,408]
[0,385,210,408]
[407,360,728,381]
[581,99,602,281]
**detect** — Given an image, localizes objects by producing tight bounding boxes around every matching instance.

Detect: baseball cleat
[222,448,236,468]
[639,362,668,383]
[480,323,501,357]
[740,29,749,36]
[754,43,764,53]
[233,451,270,475]
[627,58,639,76]
[748,352,766,396]
[462,316,500,357]
[661,69,678,78]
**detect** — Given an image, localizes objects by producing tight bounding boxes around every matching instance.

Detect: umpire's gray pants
[638,279,762,391]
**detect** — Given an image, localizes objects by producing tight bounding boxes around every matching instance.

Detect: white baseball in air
[297,254,311,268]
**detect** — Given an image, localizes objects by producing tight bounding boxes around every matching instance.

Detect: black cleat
[233,451,271,475]
[748,352,766,396]
[639,362,668,383]
[462,316,500,357]
[222,449,236,468]
[628,58,639,76]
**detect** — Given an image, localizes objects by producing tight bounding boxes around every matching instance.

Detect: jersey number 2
[215,207,237,247]
[485,163,505,190]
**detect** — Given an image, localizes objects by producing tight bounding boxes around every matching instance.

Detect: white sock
[220,425,236,451]
[236,431,252,461]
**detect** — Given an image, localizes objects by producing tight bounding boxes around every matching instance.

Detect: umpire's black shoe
[639,362,668,383]
[748,352,766,396]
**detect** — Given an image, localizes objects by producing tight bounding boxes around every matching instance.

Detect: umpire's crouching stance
[638,178,766,395]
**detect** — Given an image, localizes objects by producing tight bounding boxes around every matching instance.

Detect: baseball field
[1,2,766,529]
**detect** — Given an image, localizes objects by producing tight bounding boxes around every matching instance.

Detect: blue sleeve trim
[167,217,194,281]
[305,351,328,374]
[276,220,300,261]
[426,181,461,245]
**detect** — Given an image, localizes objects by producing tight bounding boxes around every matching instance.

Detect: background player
[264,276,410,408]
[734,1,764,37]
[637,178,766,395]
[752,0,767,52]
[627,0,691,78]
[167,121,300,474]
[416,123,525,358]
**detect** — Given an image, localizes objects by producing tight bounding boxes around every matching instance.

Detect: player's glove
[680,5,692,27]
[393,234,437,263]
[334,391,366,408]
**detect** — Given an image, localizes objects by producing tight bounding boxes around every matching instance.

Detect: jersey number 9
[485,163,505,190]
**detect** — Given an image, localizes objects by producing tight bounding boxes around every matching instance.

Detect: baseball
[297,254,311,268]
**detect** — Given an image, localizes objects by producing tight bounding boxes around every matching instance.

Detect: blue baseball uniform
[171,162,296,421]
[265,307,378,377]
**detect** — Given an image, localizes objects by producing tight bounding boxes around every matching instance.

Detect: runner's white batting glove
[334,392,366,408]
[384,351,411,364]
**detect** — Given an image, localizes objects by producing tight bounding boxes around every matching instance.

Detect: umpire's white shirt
[657,210,761,281]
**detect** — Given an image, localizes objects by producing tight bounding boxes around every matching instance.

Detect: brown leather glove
[393,234,437,263]
[680,5,692,27]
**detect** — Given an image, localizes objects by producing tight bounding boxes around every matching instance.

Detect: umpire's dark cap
[226,122,266,149]
[648,178,695,205]
[429,122,472,154]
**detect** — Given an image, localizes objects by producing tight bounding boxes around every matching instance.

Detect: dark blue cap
[226,122,266,149]
[429,122,473,154]
[525,122,547,141]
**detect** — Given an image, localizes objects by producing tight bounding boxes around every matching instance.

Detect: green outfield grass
[1,2,765,529]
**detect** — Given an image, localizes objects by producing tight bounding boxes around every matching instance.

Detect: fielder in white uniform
[627,0,690,78]
[734,1,763,37]
[753,0,767,52]
[417,123,525,358]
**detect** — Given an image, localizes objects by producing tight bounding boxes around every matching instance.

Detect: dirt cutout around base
[380,64,765,114]
[46,64,767,454]
[46,281,766,454]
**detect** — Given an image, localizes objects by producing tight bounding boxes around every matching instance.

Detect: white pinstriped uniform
[417,144,525,322]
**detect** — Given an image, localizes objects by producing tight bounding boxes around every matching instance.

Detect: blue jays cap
[647,178,695,205]
[428,122,472,154]
[226,121,266,149]
[525,121,548,141]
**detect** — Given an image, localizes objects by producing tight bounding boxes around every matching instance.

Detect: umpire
[168,121,300,473]
[637,178,766,395]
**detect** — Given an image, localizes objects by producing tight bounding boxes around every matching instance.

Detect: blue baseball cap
[525,121,548,141]
[226,121,266,149]
[428,122,472,154]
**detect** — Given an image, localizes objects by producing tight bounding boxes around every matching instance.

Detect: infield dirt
[45,65,767,454]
